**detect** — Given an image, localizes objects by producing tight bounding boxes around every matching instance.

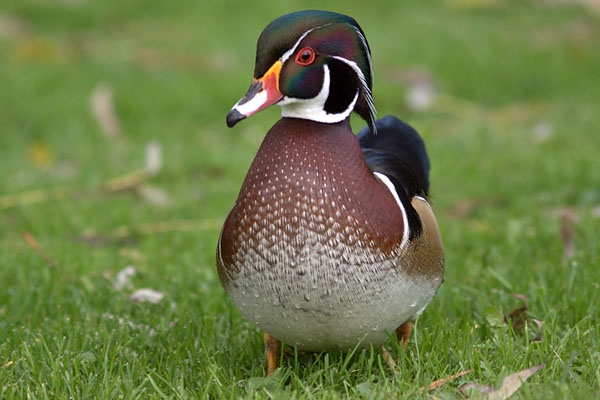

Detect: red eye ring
[295,47,315,66]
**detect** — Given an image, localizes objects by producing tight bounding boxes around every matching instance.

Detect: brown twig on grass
[421,369,474,394]
[21,231,58,268]
[101,169,153,194]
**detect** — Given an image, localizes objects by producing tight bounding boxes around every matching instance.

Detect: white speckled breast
[217,118,443,351]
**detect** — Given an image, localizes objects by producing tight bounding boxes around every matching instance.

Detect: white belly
[227,260,441,351]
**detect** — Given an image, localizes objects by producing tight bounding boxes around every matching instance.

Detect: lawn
[1,0,599,398]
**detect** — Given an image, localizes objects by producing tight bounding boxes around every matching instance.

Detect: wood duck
[217,10,444,376]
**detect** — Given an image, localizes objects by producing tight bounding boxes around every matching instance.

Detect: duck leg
[395,321,414,348]
[264,332,282,376]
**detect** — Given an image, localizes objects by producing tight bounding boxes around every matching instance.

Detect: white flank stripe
[373,172,410,251]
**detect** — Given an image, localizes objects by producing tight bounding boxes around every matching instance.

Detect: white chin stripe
[280,65,358,124]
[373,172,410,251]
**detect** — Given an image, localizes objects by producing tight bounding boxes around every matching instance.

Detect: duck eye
[295,47,315,65]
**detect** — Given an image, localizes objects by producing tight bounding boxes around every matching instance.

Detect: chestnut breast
[218,118,406,285]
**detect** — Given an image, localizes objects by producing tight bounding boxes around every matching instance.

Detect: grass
[1,0,599,398]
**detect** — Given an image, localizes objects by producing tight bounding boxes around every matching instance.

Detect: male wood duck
[217,10,444,376]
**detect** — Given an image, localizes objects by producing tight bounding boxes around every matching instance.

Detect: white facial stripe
[232,89,268,116]
[373,172,410,251]
[280,65,359,124]
[280,23,333,64]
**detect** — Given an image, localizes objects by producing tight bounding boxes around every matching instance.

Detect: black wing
[358,116,431,240]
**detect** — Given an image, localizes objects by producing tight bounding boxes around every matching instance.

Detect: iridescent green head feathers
[227,10,376,133]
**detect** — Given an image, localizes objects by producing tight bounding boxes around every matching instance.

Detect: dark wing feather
[358,116,431,240]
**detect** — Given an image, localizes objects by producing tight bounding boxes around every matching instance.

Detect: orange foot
[264,332,282,377]
[395,321,414,348]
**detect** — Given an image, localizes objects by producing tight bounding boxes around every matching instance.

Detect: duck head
[226,10,376,132]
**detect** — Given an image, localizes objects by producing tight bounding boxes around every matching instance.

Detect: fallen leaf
[145,141,162,175]
[461,382,496,395]
[462,363,545,400]
[90,83,121,138]
[135,183,171,207]
[530,319,543,343]
[489,364,545,400]
[130,288,164,304]
[505,294,529,329]
[380,345,397,372]
[422,369,473,393]
[114,266,136,291]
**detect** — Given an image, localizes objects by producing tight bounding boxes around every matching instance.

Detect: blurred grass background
[1,0,599,398]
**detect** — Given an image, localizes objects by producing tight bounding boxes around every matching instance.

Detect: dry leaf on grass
[421,369,473,393]
[504,294,529,329]
[461,363,545,400]
[145,141,163,175]
[530,319,543,343]
[130,288,164,304]
[380,345,397,372]
[135,183,171,207]
[493,294,544,343]
[90,83,121,138]
[114,266,136,291]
